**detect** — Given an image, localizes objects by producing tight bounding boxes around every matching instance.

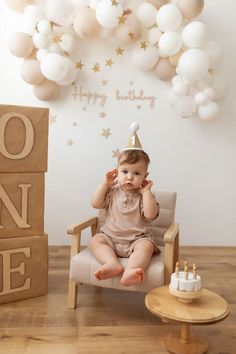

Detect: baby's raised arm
[140,179,159,220]
[91,169,117,209]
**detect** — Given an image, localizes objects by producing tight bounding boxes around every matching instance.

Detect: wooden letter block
[0,173,44,238]
[0,234,48,304]
[0,104,49,173]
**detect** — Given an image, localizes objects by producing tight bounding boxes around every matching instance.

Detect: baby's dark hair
[118,150,150,166]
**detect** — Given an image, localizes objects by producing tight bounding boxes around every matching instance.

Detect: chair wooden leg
[68,279,78,309]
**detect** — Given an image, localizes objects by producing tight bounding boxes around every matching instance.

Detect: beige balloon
[169,48,184,66]
[147,0,168,10]
[4,0,38,13]
[73,8,100,38]
[21,59,45,85]
[115,15,142,44]
[155,58,176,80]
[33,79,60,101]
[177,0,204,20]
[9,32,34,58]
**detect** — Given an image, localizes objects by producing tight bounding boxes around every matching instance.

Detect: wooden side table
[145,286,229,354]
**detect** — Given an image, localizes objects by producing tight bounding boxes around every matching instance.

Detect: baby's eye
[134,172,140,176]
[122,170,128,174]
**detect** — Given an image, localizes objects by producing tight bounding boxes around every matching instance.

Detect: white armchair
[67,190,179,309]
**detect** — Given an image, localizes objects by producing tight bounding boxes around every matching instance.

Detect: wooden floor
[0,246,235,354]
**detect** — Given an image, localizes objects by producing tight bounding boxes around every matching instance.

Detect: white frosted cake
[169,262,202,302]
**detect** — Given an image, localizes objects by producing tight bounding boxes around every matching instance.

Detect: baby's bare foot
[95,260,123,280]
[120,268,144,286]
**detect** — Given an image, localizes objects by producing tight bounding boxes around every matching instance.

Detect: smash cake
[169,261,202,303]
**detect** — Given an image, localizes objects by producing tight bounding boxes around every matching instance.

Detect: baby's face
[117,160,148,191]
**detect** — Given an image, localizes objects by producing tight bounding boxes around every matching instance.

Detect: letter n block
[0,234,48,304]
[0,173,44,238]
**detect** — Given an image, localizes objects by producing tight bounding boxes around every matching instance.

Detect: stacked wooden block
[0,104,49,304]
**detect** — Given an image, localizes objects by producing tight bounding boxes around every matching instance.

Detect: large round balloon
[156,4,182,32]
[159,31,182,56]
[73,8,100,37]
[182,21,206,48]
[177,48,209,82]
[9,32,34,58]
[40,53,69,81]
[131,45,159,71]
[155,58,176,80]
[96,0,123,29]
[136,2,157,27]
[21,59,45,84]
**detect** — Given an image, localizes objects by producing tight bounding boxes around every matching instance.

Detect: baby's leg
[89,234,123,280]
[120,240,154,286]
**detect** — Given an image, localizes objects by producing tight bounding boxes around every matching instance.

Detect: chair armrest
[164,222,179,243]
[163,223,179,284]
[67,217,98,235]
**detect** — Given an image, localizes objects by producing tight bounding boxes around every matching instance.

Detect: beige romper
[98,186,160,257]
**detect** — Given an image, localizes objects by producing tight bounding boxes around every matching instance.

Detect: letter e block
[0,234,48,304]
[0,173,44,238]
[0,104,48,173]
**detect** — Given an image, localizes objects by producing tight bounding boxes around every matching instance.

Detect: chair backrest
[98,190,177,247]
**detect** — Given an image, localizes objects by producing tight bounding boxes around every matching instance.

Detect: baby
[89,124,159,286]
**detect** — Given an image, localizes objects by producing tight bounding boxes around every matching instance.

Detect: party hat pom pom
[130,122,139,135]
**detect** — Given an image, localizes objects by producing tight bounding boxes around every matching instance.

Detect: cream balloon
[37,20,51,34]
[159,31,182,56]
[131,45,159,71]
[177,0,204,20]
[73,8,100,37]
[155,58,176,80]
[9,32,34,58]
[33,32,49,49]
[4,0,38,13]
[156,4,182,32]
[182,21,206,48]
[96,0,123,29]
[59,34,75,53]
[169,48,184,66]
[136,2,157,27]
[21,59,45,84]
[33,79,60,101]
[198,101,219,121]
[177,48,209,82]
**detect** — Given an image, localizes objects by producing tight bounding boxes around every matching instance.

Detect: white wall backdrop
[0,0,236,246]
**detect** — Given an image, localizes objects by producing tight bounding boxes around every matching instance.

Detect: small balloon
[33,79,60,101]
[198,101,219,121]
[177,0,204,20]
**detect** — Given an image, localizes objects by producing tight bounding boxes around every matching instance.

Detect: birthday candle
[175,261,179,277]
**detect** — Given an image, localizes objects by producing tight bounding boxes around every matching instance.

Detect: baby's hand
[104,169,118,188]
[139,179,153,195]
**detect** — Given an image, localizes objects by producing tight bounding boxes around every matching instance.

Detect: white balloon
[57,59,77,86]
[147,27,161,46]
[156,4,182,32]
[96,0,123,29]
[22,20,37,35]
[182,21,206,48]
[37,20,52,34]
[194,92,208,105]
[211,72,227,100]
[172,81,188,96]
[198,101,219,121]
[136,2,157,27]
[59,34,75,53]
[177,48,209,82]
[172,74,184,85]
[159,31,182,56]
[24,5,42,21]
[33,33,49,49]
[203,86,214,100]
[131,45,159,71]
[203,41,223,69]
[40,53,69,81]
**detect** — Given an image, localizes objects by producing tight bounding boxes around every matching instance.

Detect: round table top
[145,286,229,325]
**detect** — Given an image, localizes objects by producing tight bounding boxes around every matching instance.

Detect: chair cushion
[70,246,165,292]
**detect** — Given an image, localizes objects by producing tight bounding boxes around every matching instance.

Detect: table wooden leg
[163,323,208,354]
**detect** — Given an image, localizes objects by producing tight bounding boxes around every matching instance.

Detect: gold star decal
[75,61,84,70]
[112,149,121,158]
[118,14,126,24]
[105,58,114,67]
[49,113,57,125]
[123,8,132,15]
[101,79,108,86]
[128,31,135,40]
[102,128,111,139]
[53,34,62,43]
[111,0,119,6]
[100,112,107,119]
[67,139,74,146]
[92,63,101,73]
[116,47,125,55]
[140,41,148,50]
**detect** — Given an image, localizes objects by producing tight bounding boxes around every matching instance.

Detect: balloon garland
[5,0,227,121]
